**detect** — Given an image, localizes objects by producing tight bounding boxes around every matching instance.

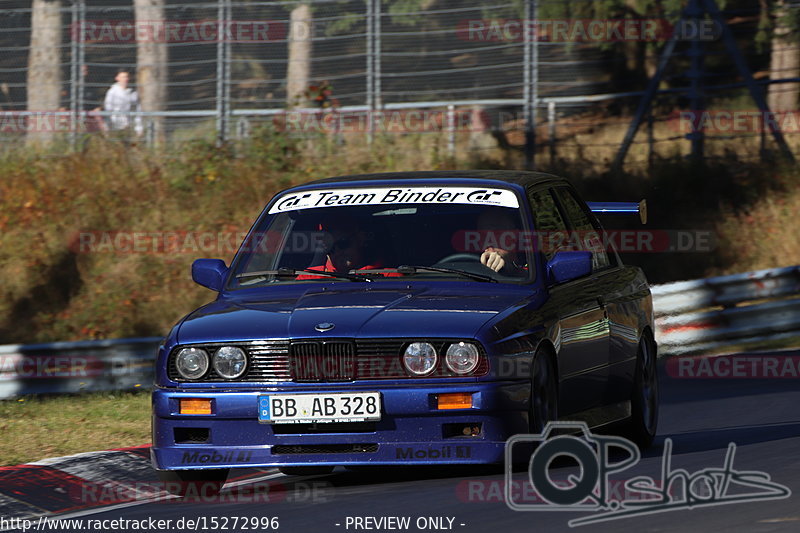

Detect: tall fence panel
[0,1,798,165]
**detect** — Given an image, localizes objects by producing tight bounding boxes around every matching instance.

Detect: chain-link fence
[2,0,799,168]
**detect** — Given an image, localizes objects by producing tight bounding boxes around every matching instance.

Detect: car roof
[305,170,569,190]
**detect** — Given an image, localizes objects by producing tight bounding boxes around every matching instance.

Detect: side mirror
[192,259,228,292]
[546,251,592,284]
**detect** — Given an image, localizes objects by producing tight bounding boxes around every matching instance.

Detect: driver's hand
[481,247,509,272]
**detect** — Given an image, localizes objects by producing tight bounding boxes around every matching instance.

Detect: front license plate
[258,392,381,424]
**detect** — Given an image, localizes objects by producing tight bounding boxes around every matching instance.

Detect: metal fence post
[70,1,78,147]
[547,100,556,164]
[686,0,705,162]
[236,117,250,139]
[447,104,455,158]
[216,0,231,146]
[759,86,767,160]
[78,0,85,133]
[523,0,539,170]
[374,0,381,111]
[647,112,655,169]
[146,118,156,146]
[224,0,232,137]
[366,0,374,143]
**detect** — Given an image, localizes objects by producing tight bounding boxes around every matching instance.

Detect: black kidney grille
[290,341,355,382]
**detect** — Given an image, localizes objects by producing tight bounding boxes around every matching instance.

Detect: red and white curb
[0,446,279,525]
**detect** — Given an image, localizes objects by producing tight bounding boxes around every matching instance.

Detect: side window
[528,188,567,261]
[554,187,610,271]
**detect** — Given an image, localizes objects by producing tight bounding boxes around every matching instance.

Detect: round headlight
[403,342,438,376]
[175,347,209,380]
[213,346,247,379]
[445,342,480,375]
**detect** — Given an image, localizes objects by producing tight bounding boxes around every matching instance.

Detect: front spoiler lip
[152,380,530,469]
[151,441,507,470]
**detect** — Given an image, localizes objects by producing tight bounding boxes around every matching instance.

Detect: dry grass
[0,130,456,343]
[494,106,800,172]
[0,123,797,342]
[715,184,800,274]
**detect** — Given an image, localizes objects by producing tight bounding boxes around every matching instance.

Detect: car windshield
[227,186,531,288]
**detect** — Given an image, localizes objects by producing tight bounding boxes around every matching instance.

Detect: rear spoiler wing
[587,200,647,224]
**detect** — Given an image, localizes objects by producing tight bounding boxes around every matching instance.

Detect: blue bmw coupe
[151,170,657,488]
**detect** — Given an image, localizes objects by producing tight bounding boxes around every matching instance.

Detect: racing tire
[623,333,659,450]
[529,348,559,434]
[156,468,229,497]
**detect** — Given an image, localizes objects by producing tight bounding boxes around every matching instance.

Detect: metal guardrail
[652,265,800,355]
[0,337,160,399]
[0,265,797,398]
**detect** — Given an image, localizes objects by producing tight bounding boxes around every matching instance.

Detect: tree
[766,0,800,111]
[134,0,167,141]
[283,0,436,108]
[286,3,313,107]
[26,0,62,145]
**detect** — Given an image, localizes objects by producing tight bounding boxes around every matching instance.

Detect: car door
[528,187,610,417]
[557,187,646,410]
[554,186,640,417]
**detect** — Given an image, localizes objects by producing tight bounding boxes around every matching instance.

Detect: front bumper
[151,381,529,469]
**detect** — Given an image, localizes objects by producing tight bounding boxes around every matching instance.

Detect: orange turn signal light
[437,392,473,410]
[180,398,212,415]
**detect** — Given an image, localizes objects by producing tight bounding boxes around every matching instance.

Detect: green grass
[0,391,151,465]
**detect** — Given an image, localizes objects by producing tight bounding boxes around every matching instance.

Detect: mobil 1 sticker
[268,186,520,213]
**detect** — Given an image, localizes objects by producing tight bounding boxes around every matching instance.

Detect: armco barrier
[652,265,800,355]
[0,337,160,399]
[0,265,797,398]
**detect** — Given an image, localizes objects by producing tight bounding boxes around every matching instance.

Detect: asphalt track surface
[37,355,800,533]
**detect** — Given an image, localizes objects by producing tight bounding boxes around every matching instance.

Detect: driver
[296,215,401,279]
[477,210,526,275]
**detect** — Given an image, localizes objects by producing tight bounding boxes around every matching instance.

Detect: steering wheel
[436,253,482,264]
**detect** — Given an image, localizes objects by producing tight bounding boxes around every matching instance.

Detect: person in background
[103,69,142,135]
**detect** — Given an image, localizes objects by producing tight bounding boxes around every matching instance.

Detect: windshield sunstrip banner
[268,186,519,213]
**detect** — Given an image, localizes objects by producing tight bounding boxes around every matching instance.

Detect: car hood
[176,283,532,344]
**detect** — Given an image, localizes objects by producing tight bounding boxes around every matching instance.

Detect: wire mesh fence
[1,0,799,168]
